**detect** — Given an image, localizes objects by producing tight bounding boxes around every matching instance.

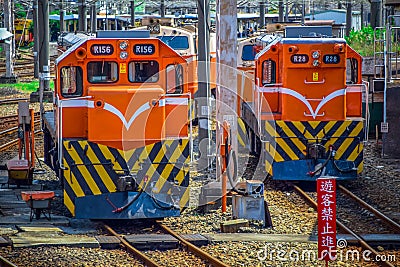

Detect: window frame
[166,64,184,94]
[128,60,160,83]
[86,61,119,84]
[262,59,276,86]
[60,66,83,98]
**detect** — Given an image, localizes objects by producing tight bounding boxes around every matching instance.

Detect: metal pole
[371,0,381,29]
[130,1,135,27]
[38,0,50,91]
[302,0,305,24]
[33,0,39,78]
[360,2,364,27]
[60,1,64,33]
[160,0,165,17]
[346,0,352,36]
[383,19,390,156]
[78,0,87,31]
[216,0,238,179]
[91,3,97,33]
[259,0,265,29]
[284,0,288,22]
[197,0,211,171]
[278,0,284,22]
[4,0,14,78]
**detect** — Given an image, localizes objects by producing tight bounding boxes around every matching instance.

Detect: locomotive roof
[281,38,346,44]
[55,35,178,66]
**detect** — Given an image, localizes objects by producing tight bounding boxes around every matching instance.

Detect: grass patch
[0,80,54,93]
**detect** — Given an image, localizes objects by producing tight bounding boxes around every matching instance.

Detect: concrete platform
[0,181,70,226]
[10,225,98,248]
[95,235,121,249]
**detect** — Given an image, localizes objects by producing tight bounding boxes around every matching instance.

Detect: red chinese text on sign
[317,177,337,262]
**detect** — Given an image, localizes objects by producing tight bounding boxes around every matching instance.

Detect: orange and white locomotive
[241,26,366,180]
[43,31,191,219]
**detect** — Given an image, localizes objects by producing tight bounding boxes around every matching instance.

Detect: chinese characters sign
[317,177,337,261]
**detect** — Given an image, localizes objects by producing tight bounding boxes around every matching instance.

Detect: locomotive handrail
[57,95,94,170]
[304,78,326,84]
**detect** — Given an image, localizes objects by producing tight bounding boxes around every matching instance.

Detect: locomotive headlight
[313,60,320,67]
[120,51,128,59]
[119,41,128,50]
[312,51,320,59]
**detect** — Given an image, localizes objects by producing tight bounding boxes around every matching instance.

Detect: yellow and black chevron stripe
[238,118,248,148]
[263,120,364,176]
[62,139,190,216]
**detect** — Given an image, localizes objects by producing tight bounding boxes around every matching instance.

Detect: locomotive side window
[157,36,189,50]
[128,61,159,83]
[242,45,257,61]
[166,64,183,94]
[60,66,83,97]
[346,58,358,84]
[262,60,276,85]
[87,61,118,83]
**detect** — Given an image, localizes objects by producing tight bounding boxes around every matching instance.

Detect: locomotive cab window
[346,58,359,84]
[60,66,83,97]
[87,61,118,83]
[166,64,183,94]
[128,61,159,83]
[262,60,276,85]
[242,45,257,61]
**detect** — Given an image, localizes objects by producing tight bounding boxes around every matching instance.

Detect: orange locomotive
[43,31,191,219]
[241,26,366,180]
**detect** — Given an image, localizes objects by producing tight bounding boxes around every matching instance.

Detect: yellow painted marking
[67,143,101,195]
[265,122,297,160]
[179,187,190,208]
[154,164,174,193]
[357,161,364,173]
[62,157,85,197]
[264,159,273,175]
[63,191,75,216]
[119,63,126,74]
[237,119,247,147]
[289,121,314,140]
[277,121,306,154]
[98,144,123,172]
[348,142,363,162]
[313,72,318,81]
[323,122,351,148]
[334,123,363,159]
[81,142,117,193]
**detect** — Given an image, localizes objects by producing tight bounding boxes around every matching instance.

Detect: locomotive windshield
[87,61,118,83]
[157,36,189,50]
[242,45,257,61]
[128,61,159,83]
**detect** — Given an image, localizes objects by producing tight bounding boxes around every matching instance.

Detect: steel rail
[0,129,42,153]
[338,184,400,233]
[103,224,161,267]
[0,98,29,105]
[0,255,18,267]
[293,185,395,267]
[157,221,230,267]
[0,119,41,138]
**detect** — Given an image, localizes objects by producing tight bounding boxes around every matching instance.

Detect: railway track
[0,255,17,267]
[103,221,229,267]
[292,183,397,267]
[0,98,29,106]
